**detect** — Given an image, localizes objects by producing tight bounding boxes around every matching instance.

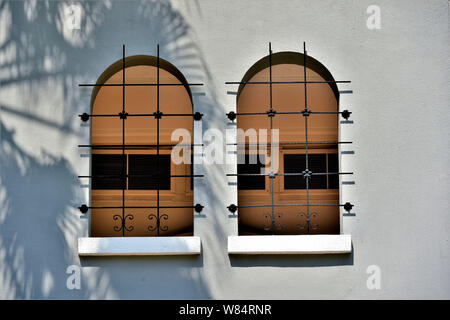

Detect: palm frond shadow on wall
[0,0,214,299]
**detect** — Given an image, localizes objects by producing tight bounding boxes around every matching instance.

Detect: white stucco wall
[0,0,449,299]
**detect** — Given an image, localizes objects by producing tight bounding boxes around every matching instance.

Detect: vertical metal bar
[156,44,160,236]
[269,42,273,113]
[326,153,329,189]
[269,42,275,234]
[122,44,126,237]
[303,41,310,233]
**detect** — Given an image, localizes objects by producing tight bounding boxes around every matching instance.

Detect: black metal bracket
[194,203,204,213]
[341,109,352,120]
[79,204,89,214]
[80,113,90,122]
[227,111,237,121]
[343,202,354,212]
[193,112,203,121]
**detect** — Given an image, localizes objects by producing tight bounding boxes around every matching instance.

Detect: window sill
[78,236,201,256]
[228,235,351,254]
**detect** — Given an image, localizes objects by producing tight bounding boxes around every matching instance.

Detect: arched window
[79,48,203,237]
[228,44,353,236]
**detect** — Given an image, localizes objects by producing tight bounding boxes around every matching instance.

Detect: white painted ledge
[78,236,201,256]
[228,235,352,254]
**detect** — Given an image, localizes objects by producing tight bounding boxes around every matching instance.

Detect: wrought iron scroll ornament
[148,213,169,232]
[113,214,134,233]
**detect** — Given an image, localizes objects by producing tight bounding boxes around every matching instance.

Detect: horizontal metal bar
[310,172,352,176]
[228,141,352,146]
[78,113,200,118]
[78,174,203,178]
[85,205,200,209]
[235,203,345,208]
[225,80,351,85]
[231,111,345,116]
[78,203,204,213]
[79,83,203,87]
[232,112,266,116]
[78,144,202,148]
[309,111,344,115]
[109,113,200,117]
[226,172,353,177]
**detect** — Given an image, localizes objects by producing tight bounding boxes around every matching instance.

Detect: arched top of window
[90,55,193,146]
[90,54,194,110]
[236,51,339,102]
[236,51,339,144]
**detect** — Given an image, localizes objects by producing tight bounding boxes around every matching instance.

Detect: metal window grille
[78,44,204,236]
[226,42,354,234]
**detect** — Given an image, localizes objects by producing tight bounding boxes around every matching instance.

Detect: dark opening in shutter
[92,154,126,190]
[237,154,266,190]
[328,153,339,189]
[284,154,327,189]
[128,154,171,190]
[190,151,193,190]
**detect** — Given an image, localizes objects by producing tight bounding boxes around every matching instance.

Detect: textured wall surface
[0,0,449,299]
